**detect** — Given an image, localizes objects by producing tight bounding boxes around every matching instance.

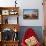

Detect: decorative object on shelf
[23,9,39,19]
[1,28,13,41]
[1,28,19,41]
[13,32,18,41]
[9,9,18,15]
[5,18,8,24]
[2,16,8,24]
[2,10,9,15]
[13,28,18,41]
[13,28,17,32]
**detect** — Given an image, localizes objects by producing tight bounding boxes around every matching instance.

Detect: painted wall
[18,0,44,26]
[0,0,44,26]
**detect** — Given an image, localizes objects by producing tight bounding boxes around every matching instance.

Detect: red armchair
[21,28,41,46]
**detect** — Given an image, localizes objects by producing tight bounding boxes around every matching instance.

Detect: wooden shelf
[0,40,19,46]
[0,24,19,32]
[0,7,19,24]
[0,7,19,46]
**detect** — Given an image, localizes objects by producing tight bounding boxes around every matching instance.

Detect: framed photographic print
[23,9,39,19]
[2,10,9,15]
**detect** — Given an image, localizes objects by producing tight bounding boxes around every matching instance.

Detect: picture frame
[23,9,39,19]
[2,10,9,15]
[2,16,8,24]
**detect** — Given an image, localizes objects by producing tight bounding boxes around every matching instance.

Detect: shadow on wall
[18,26,44,44]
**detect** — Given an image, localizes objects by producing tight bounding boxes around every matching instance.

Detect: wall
[18,0,44,26]
[0,0,44,26]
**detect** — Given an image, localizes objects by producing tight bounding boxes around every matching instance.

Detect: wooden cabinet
[0,7,19,46]
[0,7,19,24]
